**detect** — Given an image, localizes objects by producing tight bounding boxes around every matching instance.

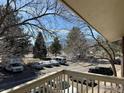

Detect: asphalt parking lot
[0,62,121,92]
[0,66,39,91]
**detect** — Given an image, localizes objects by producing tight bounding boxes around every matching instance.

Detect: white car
[5,63,24,72]
[42,61,52,67]
[53,57,66,65]
[5,57,24,72]
[50,60,59,66]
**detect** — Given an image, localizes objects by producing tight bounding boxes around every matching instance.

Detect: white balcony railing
[1,70,124,93]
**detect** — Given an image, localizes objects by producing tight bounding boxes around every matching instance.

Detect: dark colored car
[88,67,113,76]
[114,59,121,65]
[70,76,97,87]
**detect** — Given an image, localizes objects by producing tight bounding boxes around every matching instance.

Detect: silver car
[31,62,44,69]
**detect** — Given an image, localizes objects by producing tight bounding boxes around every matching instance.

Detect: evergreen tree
[0,6,31,63]
[50,37,62,56]
[2,30,31,57]
[33,32,47,59]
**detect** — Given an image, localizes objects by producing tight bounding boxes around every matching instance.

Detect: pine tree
[50,37,62,56]
[33,32,47,59]
[0,6,31,63]
[2,30,30,57]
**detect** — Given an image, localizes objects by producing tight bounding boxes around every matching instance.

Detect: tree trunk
[110,60,117,76]
[88,26,117,76]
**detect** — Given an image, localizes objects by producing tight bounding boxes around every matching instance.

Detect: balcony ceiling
[61,0,124,42]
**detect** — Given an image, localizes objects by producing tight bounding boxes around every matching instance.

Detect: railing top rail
[64,70,124,84]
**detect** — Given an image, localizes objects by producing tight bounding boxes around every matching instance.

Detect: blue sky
[0,0,99,45]
[41,16,74,30]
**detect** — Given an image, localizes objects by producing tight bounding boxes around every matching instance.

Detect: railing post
[122,36,124,93]
[122,36,124,77]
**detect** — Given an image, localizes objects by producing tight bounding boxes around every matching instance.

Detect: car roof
[53,57,65,59]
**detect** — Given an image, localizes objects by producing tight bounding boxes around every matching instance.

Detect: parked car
[88,67,113,76]
[50,60,60,66]
[5,57,24,72]
[5,63,24,72]
[70,76,97,87]
[31,62,44,70]
[53,57,66,65]
[42,61,52,67]
[0,63,4,70]
[97,58,109,64]
[114,58,121,65]
[42,57,52,61]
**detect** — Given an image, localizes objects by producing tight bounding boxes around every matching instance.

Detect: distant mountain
[46,30,69,47]
[86,38,96,46]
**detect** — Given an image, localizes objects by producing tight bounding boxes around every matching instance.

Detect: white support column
[121,37,124,77]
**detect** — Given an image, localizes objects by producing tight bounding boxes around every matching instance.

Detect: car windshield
[53,57,65,60]
[11,63,22,67]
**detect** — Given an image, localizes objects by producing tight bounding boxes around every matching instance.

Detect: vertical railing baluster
[60,74,62,93]
[72,77,74,93]
[47,80,49,93]
[76,79,78,93]
[91,80,94,93]
[56,76,59,93]
[63,74,65,93]
[43,83,45,93]
[97,80,100,93]
[81,79,83,93]
[50,80,52,93]
[30,89,34,93]
[121,84,123,93]
[61,74,62,93]
[67,75,69,93]
[58,75,61,93]
[86,79,88,93]
[38,86,42,93]
[53,78,56,93]
[104,81,106,93]
[104,81,106,87]
[34,87,37,93]
[58,75,60,93]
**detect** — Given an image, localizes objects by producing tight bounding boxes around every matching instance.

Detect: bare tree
[66,12,120,76]
[0,0,70,38]
[0,0,72,63]
[87,26,118,76]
